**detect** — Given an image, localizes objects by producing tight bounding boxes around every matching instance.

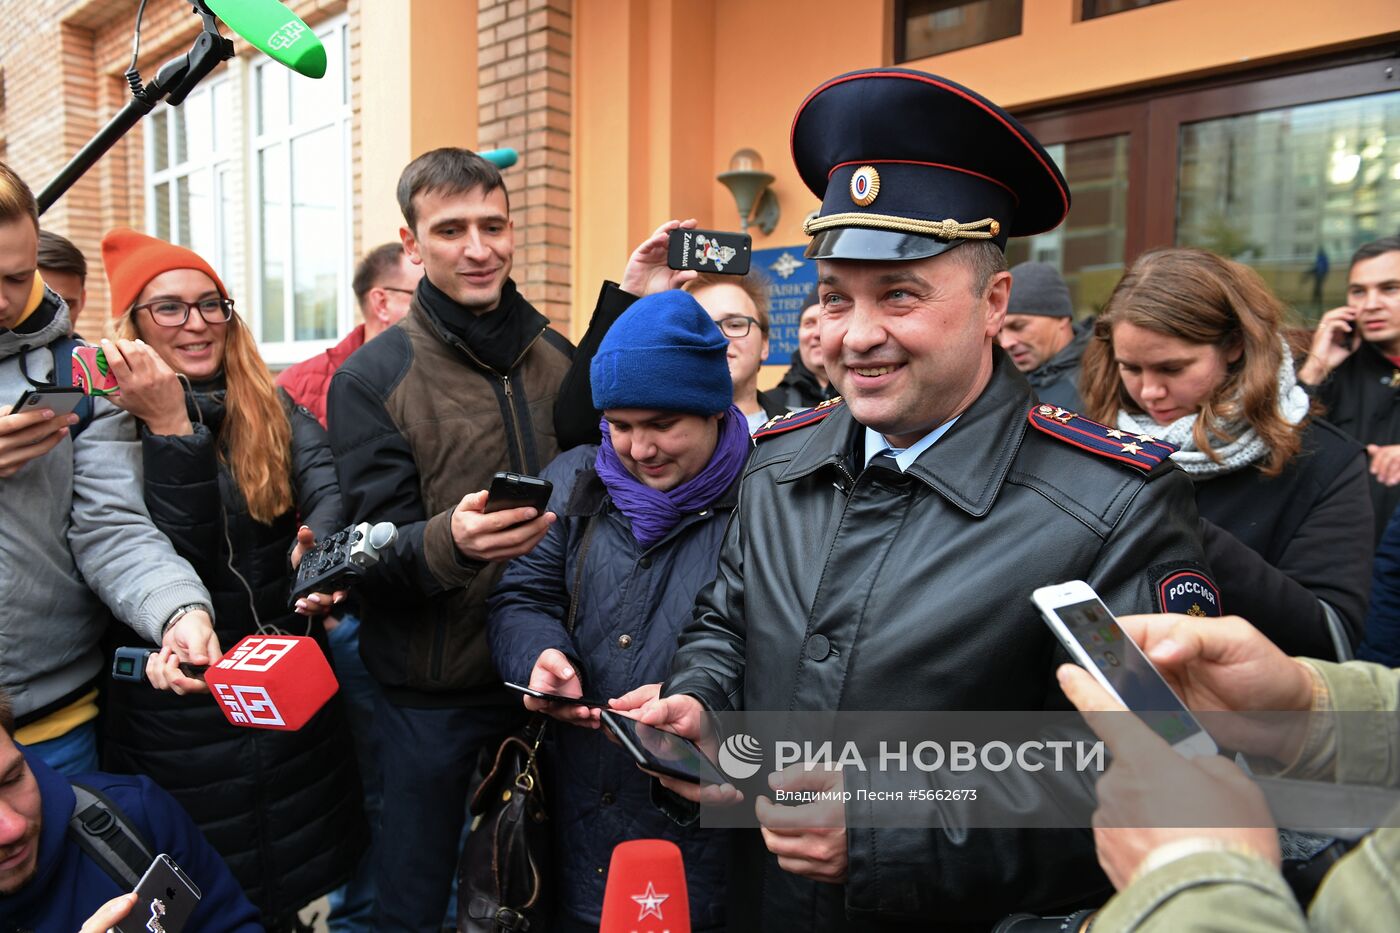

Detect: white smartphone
[1033,580,1217,758]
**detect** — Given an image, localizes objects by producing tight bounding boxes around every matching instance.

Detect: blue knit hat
[591,290,733,415]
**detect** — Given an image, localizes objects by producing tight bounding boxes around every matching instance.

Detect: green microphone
[200,0,328,79]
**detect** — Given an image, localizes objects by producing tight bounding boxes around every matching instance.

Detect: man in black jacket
[997,260,1088,410]
[1299,236,1400,543]
[326,149,572,932]
[622,69,1220,932]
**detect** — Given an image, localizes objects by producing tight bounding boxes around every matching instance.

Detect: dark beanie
[1007,261,1072,318]
[591,290,733,415]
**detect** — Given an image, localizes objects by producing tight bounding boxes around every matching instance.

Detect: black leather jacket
[664,351,1214,931]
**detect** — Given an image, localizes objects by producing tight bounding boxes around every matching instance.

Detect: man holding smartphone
[0,162,218,777]
[1298,236,1400,543]
[327,148,580,931]
[0,690,259,932]
[618,70,1221,931]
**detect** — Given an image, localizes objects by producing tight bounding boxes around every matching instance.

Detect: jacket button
[601,792,615,805]
[805,634,830,661]
[639,556,652,569]
[618,634,632,649]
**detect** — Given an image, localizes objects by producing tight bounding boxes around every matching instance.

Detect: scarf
[416,275,549,374]
[1116,339,1311,477]
[595,405,750,548]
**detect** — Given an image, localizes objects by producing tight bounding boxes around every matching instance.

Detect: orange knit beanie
[101,227,228,318]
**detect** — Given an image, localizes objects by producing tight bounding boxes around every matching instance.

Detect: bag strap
[68,780,156,891]
[565,514,597,636]
[51,337,94,438]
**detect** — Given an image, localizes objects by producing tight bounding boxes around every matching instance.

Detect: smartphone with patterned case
[72,345,120,396]
[667,228,753,275]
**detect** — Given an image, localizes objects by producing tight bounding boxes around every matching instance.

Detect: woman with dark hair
[1079,247,1372,658]
[95,228,365,930]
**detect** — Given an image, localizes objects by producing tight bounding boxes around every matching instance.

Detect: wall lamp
[718,148,780,236]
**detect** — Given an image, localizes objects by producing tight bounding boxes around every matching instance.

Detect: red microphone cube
[204,635,338,731]
[599,839,690,933]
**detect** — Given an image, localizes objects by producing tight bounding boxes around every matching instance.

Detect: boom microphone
[203,635,339,731]
[599,839,690,933]
[199,0,327,78]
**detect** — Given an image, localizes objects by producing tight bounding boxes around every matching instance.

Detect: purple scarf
[595,405,750,548]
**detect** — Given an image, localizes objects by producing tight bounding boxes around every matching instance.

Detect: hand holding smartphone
[1033,580,1217,758]
[114,854,200,933]
[600,709,730,785]
[666,228,753,276]
[505,681,609,709]
[484,471,553,517]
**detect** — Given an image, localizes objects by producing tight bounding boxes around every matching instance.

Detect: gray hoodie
[0,290,211,722]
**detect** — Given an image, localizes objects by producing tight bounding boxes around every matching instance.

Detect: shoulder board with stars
[754,397,845,441]
[1026,403,1177,473]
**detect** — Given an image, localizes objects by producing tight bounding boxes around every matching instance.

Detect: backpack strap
[68,780,156,891]
[51,336,94,438]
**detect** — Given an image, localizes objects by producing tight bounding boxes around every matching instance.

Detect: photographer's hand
[620,219,699,297]
[1058,663,1280,891]
[1117,613,1316,764]
[290,524,348,616]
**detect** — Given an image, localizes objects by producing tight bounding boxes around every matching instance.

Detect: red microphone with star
[599,839,689,933]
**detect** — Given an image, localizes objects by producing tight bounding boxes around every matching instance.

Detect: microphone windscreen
[204,635,338,731]
[203,0,328,79]
[599,839,690,933]
[479,148,518,169]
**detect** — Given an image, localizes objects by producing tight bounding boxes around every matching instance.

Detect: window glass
[1081,0,1174,19]
[253,19,352,351]
[1176,90,1400,318]
[1005,135,1131,316]
[899,0,1022,61]
[259,143,289,343]
[291,126,341,340]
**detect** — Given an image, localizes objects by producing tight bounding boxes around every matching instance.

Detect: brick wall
[0,0,343,339]
[1,0,573,339]
[476,0,572,329]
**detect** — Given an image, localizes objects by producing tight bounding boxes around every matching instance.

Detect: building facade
[1,0,1397,372]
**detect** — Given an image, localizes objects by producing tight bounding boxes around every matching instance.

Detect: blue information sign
[752,245,818,366]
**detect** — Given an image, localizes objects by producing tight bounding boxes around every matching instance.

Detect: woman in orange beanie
[96,228,366,930]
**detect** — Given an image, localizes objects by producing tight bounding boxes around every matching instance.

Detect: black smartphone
[485,471,553,515]
[600,709,729,785]
[115,853,201,933]
[667,227,753,276]
[504,681,610,708]
[11,386,87,417]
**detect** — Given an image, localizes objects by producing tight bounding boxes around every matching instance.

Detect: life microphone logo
[268,19,308,50]
[718,733,764,780]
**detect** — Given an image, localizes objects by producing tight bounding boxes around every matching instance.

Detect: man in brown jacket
[327,148,572,932]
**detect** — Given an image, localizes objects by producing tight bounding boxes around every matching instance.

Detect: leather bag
[458,516,599,932]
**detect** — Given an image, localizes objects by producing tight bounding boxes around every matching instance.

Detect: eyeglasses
[134,297,236,327]
[716,316,762,339]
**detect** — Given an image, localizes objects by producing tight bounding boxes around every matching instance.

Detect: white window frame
[141,16,352,366]
[143,76,238,297]
[250,16,353,366]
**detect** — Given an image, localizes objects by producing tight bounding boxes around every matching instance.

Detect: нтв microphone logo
[268,19,308,50]
[718,733,764,780]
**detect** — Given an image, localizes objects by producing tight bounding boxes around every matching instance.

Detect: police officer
[618,69,1219,931]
